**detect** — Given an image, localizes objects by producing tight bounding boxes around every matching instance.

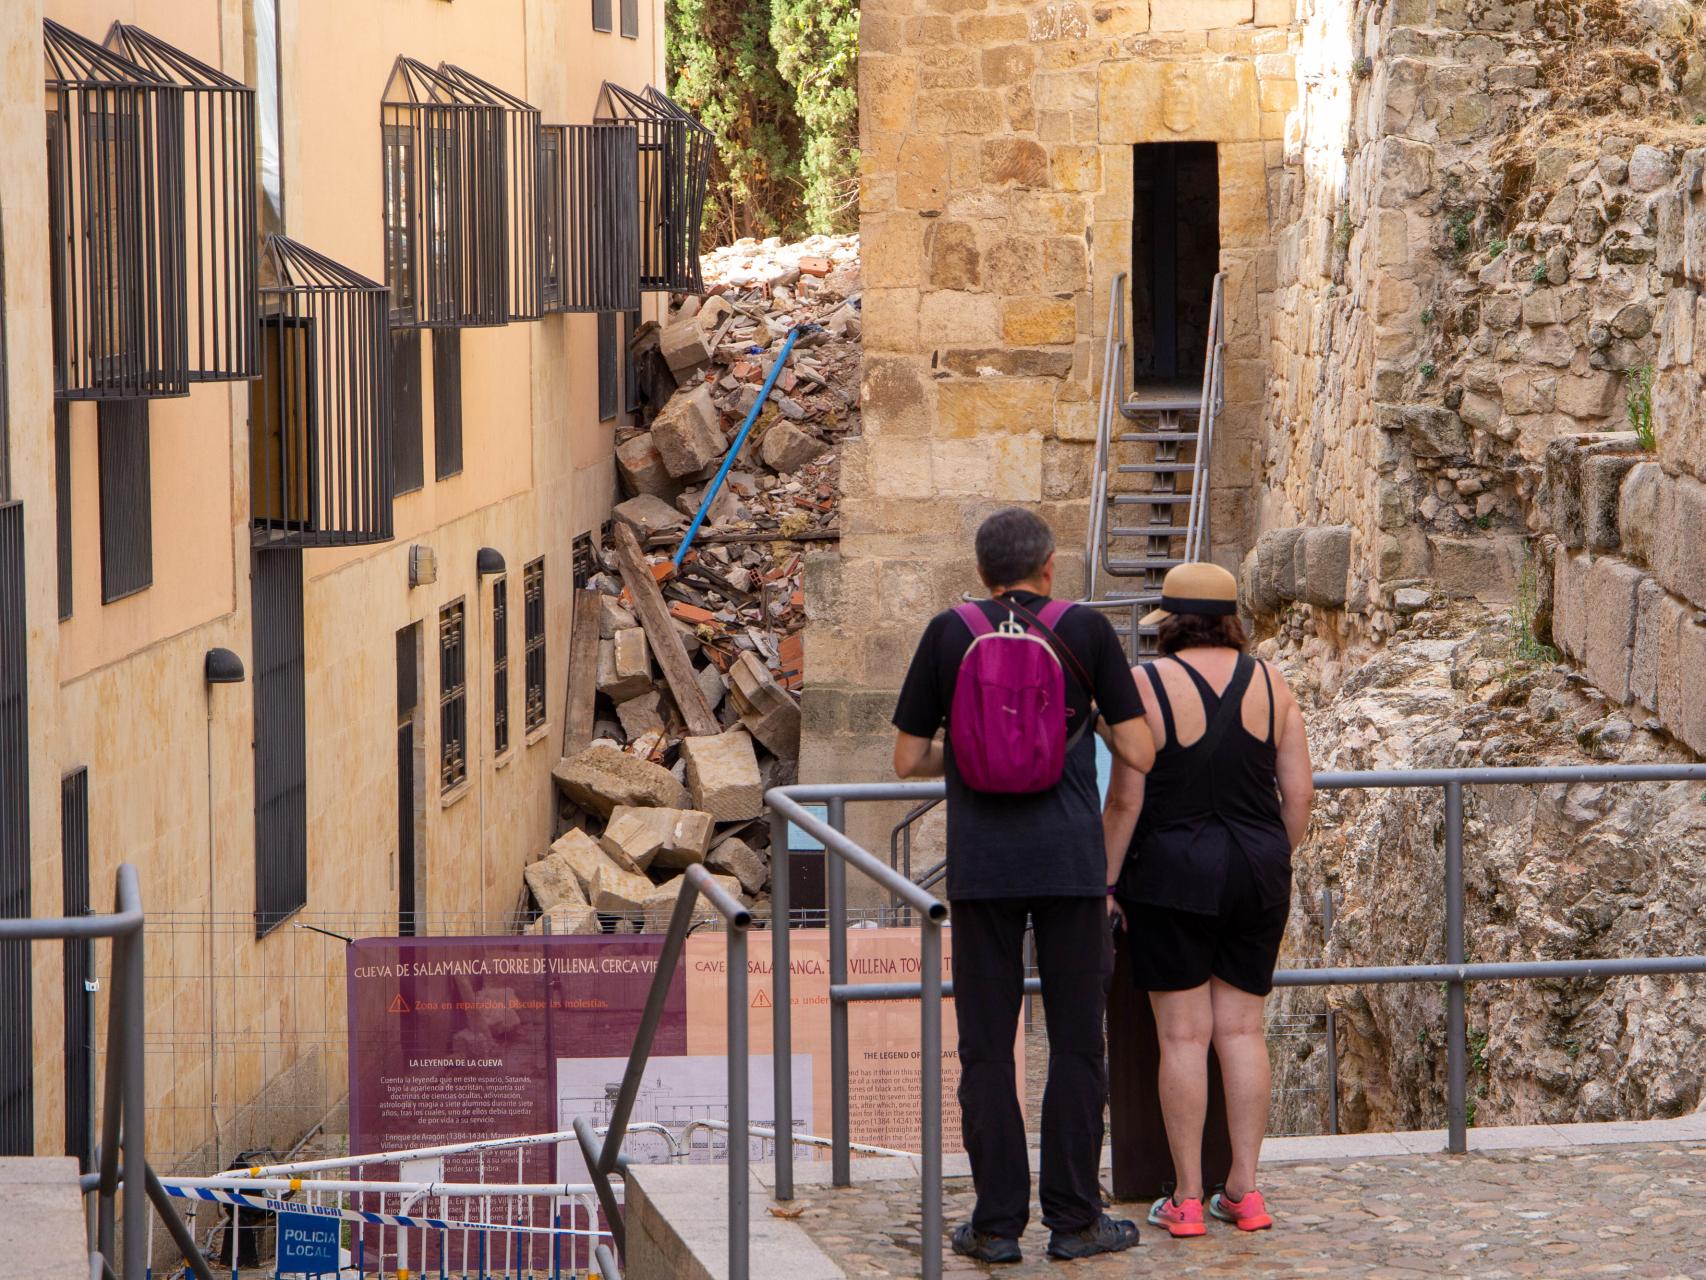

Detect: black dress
[1115,651,1293,996]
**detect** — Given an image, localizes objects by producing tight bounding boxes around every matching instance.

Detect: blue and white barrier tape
[161,1184,606,1238]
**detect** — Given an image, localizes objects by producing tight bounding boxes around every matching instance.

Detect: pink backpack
[948,599,1088,794]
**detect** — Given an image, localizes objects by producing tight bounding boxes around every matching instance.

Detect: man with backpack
[892,507,1154,1264]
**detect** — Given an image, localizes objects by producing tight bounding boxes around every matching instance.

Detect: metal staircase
[1084,270,1226,656]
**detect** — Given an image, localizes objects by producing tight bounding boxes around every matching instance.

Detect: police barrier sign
[276,1207,340,1274]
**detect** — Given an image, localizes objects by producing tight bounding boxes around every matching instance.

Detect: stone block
[599,595,637,639]
[553,745,690,816]
[1002,297,1077,345]
[1377,137,1435,203]
[615,691,666,741]
[523,839,593,912]
[896,136,949,211]
[681,729,764,821]
[648,807,717,871]
[640,874,747,932]
[1383,404,1468,457]
[1581,556,1644,703]
[1541,437,1587,549]
[616,433,678,499]
[706,836,768,897]
[1552,550,1591,661]
[651,384,725,478]
[1458,392,1502,436]
[544,827,631,893]
[1653,471,1706,610]
[1618,462,1668,570]
[1628,144,1676,192]
[1583,454,1641,552]
[613,494,685,540]
[1254,527,1303,605]
[926,220,980,289]
[1429,535,1522,602]
[597,628,653,701]
[1557,372,1621,420]
[658,317,713,374]
[936,378,1056,439]
[528,903,602,935]
[1294,526,1351,608]
[1630,579,1681,714]
[1098,59,1259,144]
[981,138,1049,188]
[590,862,658,915]
[728,651,802,759]
[599,806,673,871]
[760,422,825,473]
[1672,616,1706,754]
[696,662,727,713]
[1522,289,1560,326]
[1151,0,1253,29]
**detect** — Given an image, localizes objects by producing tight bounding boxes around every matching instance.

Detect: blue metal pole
[672,325,806,569]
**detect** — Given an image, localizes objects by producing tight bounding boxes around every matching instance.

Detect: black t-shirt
[891,591,1143,901]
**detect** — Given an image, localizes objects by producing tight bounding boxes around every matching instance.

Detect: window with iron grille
[97,399,152,603]
[0,500,33,1155]
[0,199,8,499]
[493,578,510,756]
[434,329,463,479]
[539,127,563,311]
[595,85,712,294]
[598,312,617,422]
[252,548,307,936]
[61,767,93,1168]
[382,122,417,325]
[55,403,71,620]
[593,0,613,33]
[623,310,641,414]
[391,329,423,495]
[440,599,467,789]
[621,0,639,38]
[572,532,595,588]
[524,559,546,734]
[538,124,640,316]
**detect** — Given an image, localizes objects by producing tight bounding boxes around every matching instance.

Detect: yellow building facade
[0,0,671,1171]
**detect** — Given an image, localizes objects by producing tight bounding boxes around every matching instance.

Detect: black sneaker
[1045,1213,1140,1260]
[951,1223,1022,1264]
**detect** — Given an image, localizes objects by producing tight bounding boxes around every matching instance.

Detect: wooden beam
[611,522,722,738]
[562,588,602,757]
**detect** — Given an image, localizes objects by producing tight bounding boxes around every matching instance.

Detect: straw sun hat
[1139,561,1240,627]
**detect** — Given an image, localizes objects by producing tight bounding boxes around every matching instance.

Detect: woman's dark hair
[975,507,1055,588]
[1157,611,1248,655]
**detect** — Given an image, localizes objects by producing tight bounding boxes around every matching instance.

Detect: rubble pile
[524,235,861,933]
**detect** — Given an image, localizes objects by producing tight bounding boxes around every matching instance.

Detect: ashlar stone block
[1583,556,1645,704]
[681,729,764,821]
[1098,59,1259,144]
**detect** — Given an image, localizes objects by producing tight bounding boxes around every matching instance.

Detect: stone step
[0,1157,91,1279]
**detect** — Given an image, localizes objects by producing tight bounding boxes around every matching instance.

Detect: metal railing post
[727,924,750,1279]
[1321,887,1340,1137]
[1444,780,1468,1155]
[919,921,944,1280]
[769,805,794,1202]
[826,796,850,1186]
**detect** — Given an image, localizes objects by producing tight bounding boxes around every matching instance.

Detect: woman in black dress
[1103,562,1315,1239]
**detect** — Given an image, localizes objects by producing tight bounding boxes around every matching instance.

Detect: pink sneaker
[1147,1193,1207,1238]
[1209,1187,1274,1231]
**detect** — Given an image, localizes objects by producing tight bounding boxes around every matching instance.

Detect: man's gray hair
[975,508,1055,588]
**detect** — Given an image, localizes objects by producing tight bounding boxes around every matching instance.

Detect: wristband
[1106,885,1118,897]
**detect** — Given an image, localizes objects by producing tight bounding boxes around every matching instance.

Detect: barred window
[55,403,71,620]
[440,599,466,790]
[252,548,307,936]
[391,329,423,494]
[539,127,563,311]
[382,122,416,325]
[0,500,33,1155]
[621,0,639,39]
[523,558,546,734]
[492,577,509,756]
[593,0,613,33]
[597,312,617,422]
[97,399,152,602]
[433,328,462,480]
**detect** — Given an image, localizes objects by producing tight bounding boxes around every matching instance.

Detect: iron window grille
[523,557,546,733]
[0,501,33,1156]
[381,57,512,328]
[45,19,189,400]
[439,63,543,322]
[432,329,463,480]
[621,0,640,39]
[391,329,424,494]
[252,547,307,936]
[571,531,595,588]
[0,197,8,499]
[440,599,467,790]
[593,0,614,33]
[251,234,394,548]
[55,404,71,621]
[60,767,93,1168]
[493,577,510,756]
[539,123,640,314]
[595,84,712,294]
[598,312,618,421]
[96,399,153,602]
[106,23,258,383]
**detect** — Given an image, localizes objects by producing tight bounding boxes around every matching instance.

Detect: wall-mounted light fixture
[476,546,506,577]
[203,647,246,684]
[409,544,438,587]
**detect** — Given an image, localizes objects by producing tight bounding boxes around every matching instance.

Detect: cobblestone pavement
[792,1140,1706,1277]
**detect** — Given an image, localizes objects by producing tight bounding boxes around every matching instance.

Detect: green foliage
[1333,204,1353,252]
[1488,237,1507,259]
[1419,361,1436,382]
[1446,208,1474,252]
[666,0,858,244]
[1352,55,1373,79]
[770,0,859,233]
[1469,1028,1489,1074]
[1531,263,1550,283]
[1419,307,1435,326]
[1627,362,1656,451]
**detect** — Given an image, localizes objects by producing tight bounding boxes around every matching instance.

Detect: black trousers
[952,894,1110,1238]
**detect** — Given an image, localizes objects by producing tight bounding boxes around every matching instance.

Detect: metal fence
[764,762,1706,1280]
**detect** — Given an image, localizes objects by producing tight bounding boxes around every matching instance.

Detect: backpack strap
[997,597,1095,697]
[953,601,995,639]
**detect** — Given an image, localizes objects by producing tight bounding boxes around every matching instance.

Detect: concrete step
[0,1157,90,1280]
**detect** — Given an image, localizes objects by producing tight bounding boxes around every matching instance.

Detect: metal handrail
[1085,272,1128,600]
[571,862,754,1275]
[1183,271,1227,563]
[764,761,1706,1275]
[0,866,215,1280]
